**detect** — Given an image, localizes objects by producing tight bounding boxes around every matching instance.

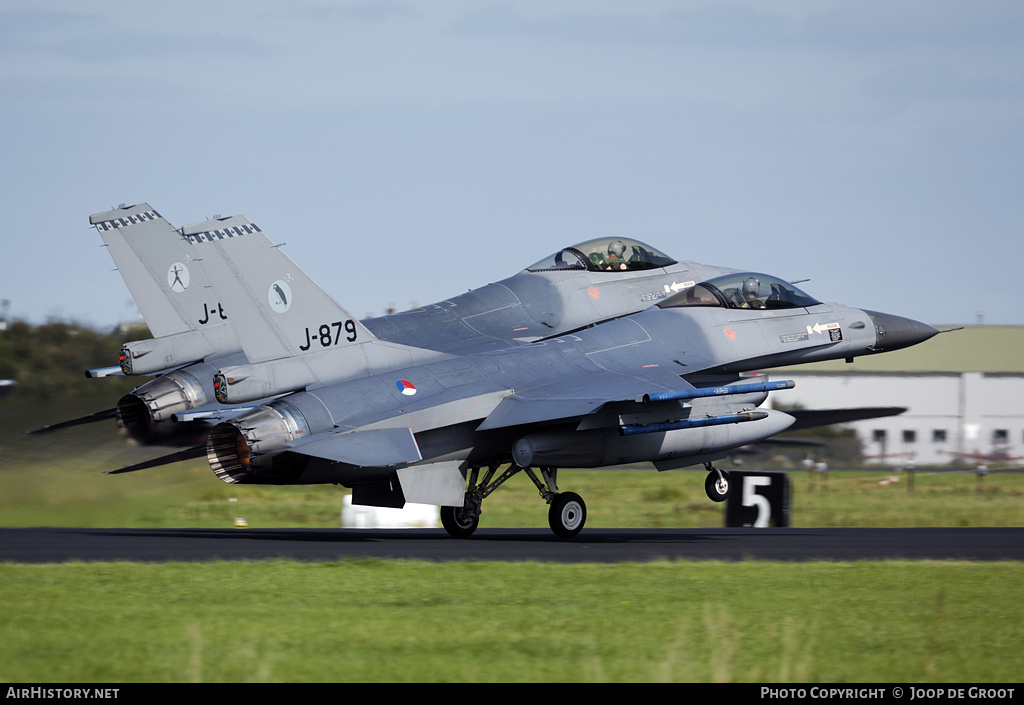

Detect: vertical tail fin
[184,215,446,402]
[91,203,201,338]
[182,215,376,364]
[90,204,242,374]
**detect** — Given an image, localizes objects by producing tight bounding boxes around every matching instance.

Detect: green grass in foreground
[1,560,1021,683]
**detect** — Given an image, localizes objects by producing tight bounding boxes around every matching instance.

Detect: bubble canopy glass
[658,272,820,311]
[527,238,677,273]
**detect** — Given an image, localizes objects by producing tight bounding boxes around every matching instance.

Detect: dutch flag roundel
[396,379,417,396]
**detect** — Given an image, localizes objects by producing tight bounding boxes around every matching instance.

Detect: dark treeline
[0,319,148,400]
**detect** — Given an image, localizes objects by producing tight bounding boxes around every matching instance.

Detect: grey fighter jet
[142,229,938,538]
[31,204,736,442]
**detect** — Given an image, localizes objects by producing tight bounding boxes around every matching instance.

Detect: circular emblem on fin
[167,263,190,293]
[268,280,292,313]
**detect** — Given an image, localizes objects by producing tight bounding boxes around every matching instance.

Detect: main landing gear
[440,465,587,540]
[439,462,730,539]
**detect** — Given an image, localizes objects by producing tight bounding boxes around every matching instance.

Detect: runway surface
[2,527,1022,563]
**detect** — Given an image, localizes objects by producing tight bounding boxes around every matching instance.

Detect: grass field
[2,412,1023,683]
[2,559,1022,683]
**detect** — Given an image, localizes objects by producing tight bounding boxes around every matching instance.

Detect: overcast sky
[2,1,1022,331]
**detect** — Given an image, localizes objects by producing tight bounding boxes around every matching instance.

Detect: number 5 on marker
[741,476,772,528]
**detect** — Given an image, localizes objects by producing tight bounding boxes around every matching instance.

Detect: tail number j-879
[299,321,358,351]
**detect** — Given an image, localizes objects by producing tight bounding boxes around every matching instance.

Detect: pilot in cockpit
[604,240,629,271]
[738,276,765,309]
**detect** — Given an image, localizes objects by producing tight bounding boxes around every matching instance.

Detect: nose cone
[865,311,939,353]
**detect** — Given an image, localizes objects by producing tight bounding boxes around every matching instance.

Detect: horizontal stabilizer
[286,427,422,468]
[785,406,906,431]
[26,408,117,435]
[759,437,823,447]
[86,366,124,379]
[172,405,265,423]
[107,444,208,474]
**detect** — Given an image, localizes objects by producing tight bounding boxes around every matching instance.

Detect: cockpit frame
[526,237,677,274]
[658,272,820,311]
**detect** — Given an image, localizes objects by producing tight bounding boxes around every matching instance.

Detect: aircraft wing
[474,396,612,431]
[476,373,794,432]
[474,366,689,432]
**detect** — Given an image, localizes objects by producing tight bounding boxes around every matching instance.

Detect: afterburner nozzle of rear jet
[865,311,939,353]
[115,370,208,441]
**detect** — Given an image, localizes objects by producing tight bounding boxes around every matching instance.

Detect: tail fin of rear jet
[91,204,244,374]
[90,203,206,339]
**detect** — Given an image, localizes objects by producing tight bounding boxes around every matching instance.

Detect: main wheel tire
[440,505,479,538]
[705,470,731,502]
[548,492,586,539]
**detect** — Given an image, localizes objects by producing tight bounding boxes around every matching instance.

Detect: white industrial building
[765,326,1024,466]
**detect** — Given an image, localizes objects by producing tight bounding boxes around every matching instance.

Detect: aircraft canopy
[526,238,677,273]
[659,272,820,311]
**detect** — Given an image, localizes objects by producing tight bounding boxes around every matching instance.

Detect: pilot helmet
[742,276,760,298]
[607,240,626,259]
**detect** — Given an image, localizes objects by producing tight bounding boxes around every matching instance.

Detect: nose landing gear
[704,462,732,502]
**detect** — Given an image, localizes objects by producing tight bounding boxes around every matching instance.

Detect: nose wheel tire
[548,492,586,539]
[705,469,731,502]
[440,505,479,538]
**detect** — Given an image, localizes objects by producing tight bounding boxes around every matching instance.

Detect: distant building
[765,326,1024,465]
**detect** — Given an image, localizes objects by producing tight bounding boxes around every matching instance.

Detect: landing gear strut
[704,462,731,502]
[441,464,587,540]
